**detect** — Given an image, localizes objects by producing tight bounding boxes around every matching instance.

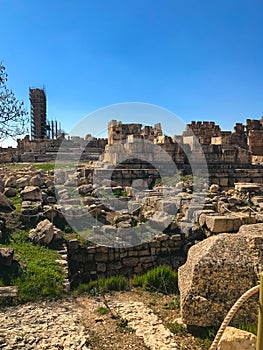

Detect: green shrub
[103,276,129,292]
[131,266,178,294]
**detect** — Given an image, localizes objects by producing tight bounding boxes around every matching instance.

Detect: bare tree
[0,63,28,141]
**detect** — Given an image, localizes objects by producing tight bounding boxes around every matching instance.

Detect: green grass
[163,295,180,310]
[131,265,178,294]
[0,230,64,304]
[116,318,133,333]
[238,324,257,335]
[74,275,130,296]
[74,266,178,297]
[96,306,110,315]
[11,194,22,212]
[166,322,187,336]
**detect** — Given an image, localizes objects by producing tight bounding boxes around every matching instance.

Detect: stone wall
[16,135,108,163]
[67,233,185,286]
[248,130,263,155]
[108,120,163,146]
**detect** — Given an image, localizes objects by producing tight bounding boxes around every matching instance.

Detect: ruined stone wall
[248,130,263,156]
[108,120,163,146]
[67,233,185,286]
[183,121,221,145]
[208,163,263,187]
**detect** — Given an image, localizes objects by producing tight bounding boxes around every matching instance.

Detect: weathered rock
[30,175,44,187]
[210,184,220,193]
[235,182,261,193]
[204,214,256,233]
[53,227,63,241]
[0,247,14,266]
[29,219,54,244]
[178,224,263,327]
[4,175,16,188]
[21,201,42,215]
[16,176,30,188]
[0,192,15,210]
[148,211,173,230]
[78,184,93,196]
[218,326,256,350]
[3,187,17,197]
[20,186,42,201]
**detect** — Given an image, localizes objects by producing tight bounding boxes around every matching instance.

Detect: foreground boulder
[29,219,54,244]
[178,223,263,327]
[218,326,256,350]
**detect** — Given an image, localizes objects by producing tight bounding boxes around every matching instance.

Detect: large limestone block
[218,326,256,350]
[178,224,263,327]
[205,214,256,233]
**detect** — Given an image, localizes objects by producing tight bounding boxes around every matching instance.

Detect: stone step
[0,286,18,297]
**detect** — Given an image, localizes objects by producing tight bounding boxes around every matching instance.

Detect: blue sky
[1,0,263,144]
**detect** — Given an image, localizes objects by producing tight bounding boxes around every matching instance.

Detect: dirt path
[0,290,206,350]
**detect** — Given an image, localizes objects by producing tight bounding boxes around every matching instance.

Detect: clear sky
[1,0,263,145]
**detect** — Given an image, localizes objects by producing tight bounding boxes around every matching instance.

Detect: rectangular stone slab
[0,286,18,297]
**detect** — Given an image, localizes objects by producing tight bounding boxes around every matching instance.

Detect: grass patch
[75,266,178,296]
[96,306,110,315]
[8,190,22,213]
[166,322,187,336]
[116,318,133,333]
[74,275,130,296]
[163,295,180,310]
[238,324,257,335]
[0,230,64,304]
[131,265,178,294]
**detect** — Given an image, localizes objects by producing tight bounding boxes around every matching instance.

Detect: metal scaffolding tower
[29,88,47,139]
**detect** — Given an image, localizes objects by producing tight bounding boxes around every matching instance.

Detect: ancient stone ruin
[1,116,263,335]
